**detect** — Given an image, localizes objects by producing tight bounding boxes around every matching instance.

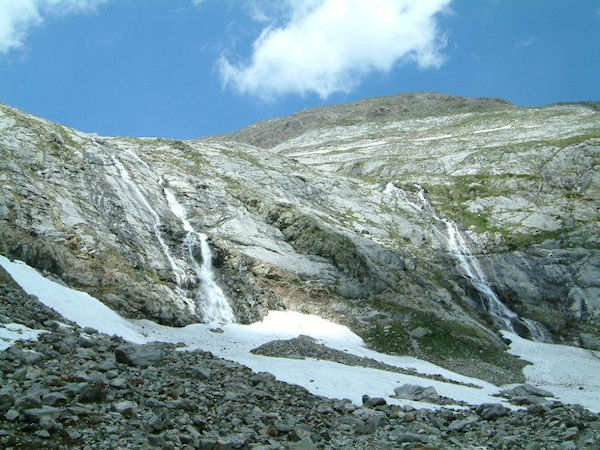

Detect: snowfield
[502,331,600,413]
[2,255,600,412]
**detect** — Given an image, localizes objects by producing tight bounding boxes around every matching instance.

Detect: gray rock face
[0,94,598,366]
[228,95,599,345]
[115,344,165,367]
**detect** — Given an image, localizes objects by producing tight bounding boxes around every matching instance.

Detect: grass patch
[359,298,527,384]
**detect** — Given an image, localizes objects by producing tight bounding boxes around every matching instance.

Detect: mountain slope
[226,93,600,344]
[1,94,598,383]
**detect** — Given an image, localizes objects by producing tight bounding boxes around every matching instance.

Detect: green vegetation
[263,204,370,282]
[553,101,600,112]
[361,299,527,384]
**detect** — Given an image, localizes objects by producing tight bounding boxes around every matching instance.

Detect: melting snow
[413,134,453,141]
[0,322,47,351]
[503,331,600,413]
[472,125,512,134]
[2,254,599,412]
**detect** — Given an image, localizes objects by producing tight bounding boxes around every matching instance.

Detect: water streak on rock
[415,185,549,342]
[110,155,185,285]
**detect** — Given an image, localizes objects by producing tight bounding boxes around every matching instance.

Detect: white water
[415,185,549,341]
[163,186,236,324]
[383,182,422,213]
[444,220,517,330]
[110,155,186,285]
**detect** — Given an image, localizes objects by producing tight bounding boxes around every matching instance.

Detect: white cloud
[0,0,109,54]
[515,36,535,49]
[219,0,451,99]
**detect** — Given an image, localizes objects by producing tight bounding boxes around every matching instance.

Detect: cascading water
[110,155,186,285]
[163,186,236,324]
[383,182,423,213]
[413,184,549,341]
[443,219,517,331]
[111,153,234,323]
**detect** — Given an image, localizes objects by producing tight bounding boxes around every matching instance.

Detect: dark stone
[191,366,212,381]
[115,343,165,367]
[476,403,510,420]
[362,395,387,407]
[14,394,42,412]
[23,407,62,425]
[148,414,166,432]
[0,391,15,413]
[77,381,107,403]
[42,392,69,406]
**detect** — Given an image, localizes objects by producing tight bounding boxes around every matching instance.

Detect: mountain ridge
[225,92,515,149]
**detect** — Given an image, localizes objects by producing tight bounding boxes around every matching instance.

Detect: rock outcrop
[226,93,599,345]
[1,93,598,381]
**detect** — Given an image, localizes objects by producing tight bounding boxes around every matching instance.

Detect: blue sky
[0,0,598,139]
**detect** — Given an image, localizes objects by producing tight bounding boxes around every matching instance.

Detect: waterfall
[443,220,517,331]
[110,155,186,285]
[111,154,234,323]
[415,185,549,341]
[163,186,236,324]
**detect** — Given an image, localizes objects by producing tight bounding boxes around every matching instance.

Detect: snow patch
[0,322,47,351]
[2,254,599,412]
[472,125,512,134]
[413,134,453,142]
[0,255,147,344]
[503,331,600,413]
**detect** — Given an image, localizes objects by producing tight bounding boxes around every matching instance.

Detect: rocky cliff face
[227,93,600,346]
[1,93,598,379]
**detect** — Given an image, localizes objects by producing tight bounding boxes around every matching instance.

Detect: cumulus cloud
[515,36,535,49]
[0,0,109,54]
[219,0,451,99]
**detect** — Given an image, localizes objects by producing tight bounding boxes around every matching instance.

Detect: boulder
[362,395,387,407]
[476,403,510,420]
[499,384,554,399]
[0,390,15,413]
[23,407,62,427]
[352,407,389,430]
[392,384,440,403]
[77,381,107,403]
[115,343,165,367]
[409,327,432,339]
[13,394,42,412]
[448,415,478,432]
[114,400,137,417]
[191,366,212,381]
[42,392,69,406]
